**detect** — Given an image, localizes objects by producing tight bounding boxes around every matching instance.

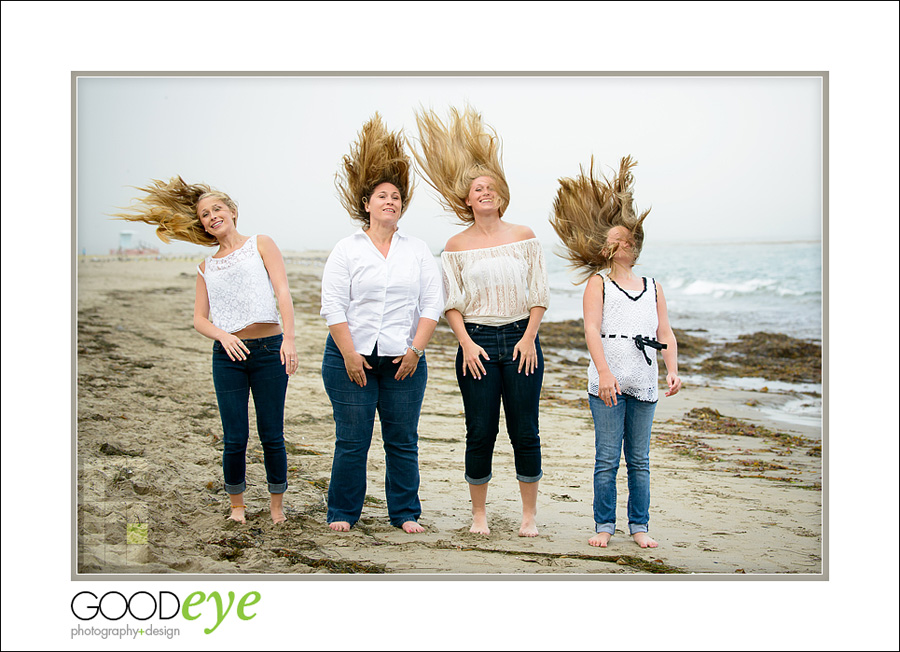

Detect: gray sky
[78,74,822,255]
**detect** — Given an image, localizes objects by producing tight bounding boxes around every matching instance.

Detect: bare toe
[228,506,246,524]
[401,521,425,533]
[329,521,351,532]
[633,532,658,548]
[589,532,611,548]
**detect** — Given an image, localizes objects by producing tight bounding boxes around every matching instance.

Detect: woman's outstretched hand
[665,373,682,397]
[392,349,420,381]
[218,333,251,362]
[597,369,621,407]
[512,337,539,376]
[343,352,372,387]
[281,339,298,376]
[460,340,490,380]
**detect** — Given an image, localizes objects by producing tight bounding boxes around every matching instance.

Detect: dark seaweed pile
[538,319,820,385]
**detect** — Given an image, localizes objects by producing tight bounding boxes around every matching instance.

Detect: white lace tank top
[587,276,660,402]
[441,238,550,326]
[198,235,280,333]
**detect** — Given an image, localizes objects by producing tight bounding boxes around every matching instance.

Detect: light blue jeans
[588,393,657,535]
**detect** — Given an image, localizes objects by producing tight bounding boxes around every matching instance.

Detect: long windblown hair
[410,105,509,224]
[336,113,414,229]
[113,177,235,247]
[550,156,651,283]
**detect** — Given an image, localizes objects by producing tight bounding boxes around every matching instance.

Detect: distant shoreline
[77,238,824,258]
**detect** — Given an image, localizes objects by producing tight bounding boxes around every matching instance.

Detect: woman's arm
[320,242,371,386]
[392,247,443,380]
[655,282,681,397]
[193,265,250,361]
[513,236,549,375]
[441,250,490,380]
[258,235,297,375]
[584,275,620,406]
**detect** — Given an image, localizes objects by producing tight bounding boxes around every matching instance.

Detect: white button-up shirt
[320,229,444,357]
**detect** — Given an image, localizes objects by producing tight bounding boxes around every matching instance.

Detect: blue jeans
[589,393,656,534]
[212,334,289,495]
[321,335,426,528]
[456,319,543,485]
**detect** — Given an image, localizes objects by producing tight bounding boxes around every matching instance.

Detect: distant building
[111,230,159,256]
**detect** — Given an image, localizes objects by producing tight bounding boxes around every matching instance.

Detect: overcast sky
[78,74,822,255]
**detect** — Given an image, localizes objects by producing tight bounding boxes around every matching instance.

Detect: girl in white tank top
[117,177,297,526]
[551,157,681,549]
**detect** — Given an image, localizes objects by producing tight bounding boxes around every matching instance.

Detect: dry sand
[76,254,822,576]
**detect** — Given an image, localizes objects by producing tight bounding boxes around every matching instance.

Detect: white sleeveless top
[198,235,280,333]
[588,276,660,402]
[441,238,550,326]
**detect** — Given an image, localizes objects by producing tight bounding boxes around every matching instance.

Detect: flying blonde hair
[336,113,414,229]
[114,176,235,247]
[550,156,650,283]
[410,105,509,223]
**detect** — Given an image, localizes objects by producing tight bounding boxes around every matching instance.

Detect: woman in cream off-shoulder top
[413,106,549,537]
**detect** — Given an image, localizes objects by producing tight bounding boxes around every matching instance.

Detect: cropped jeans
[456,319,543,485]
[588,392,657,534]
[212,334,289,495]
[321,335,426,528]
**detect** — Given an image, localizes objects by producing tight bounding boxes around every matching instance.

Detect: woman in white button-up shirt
[320,115,443,533]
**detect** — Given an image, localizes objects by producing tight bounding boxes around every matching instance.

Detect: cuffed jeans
[456,319,543,485]
[322,335,426,528]
[588,393,656,534]
[212,334,289,495]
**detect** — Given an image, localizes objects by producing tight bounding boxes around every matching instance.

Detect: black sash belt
[601,334,667,365]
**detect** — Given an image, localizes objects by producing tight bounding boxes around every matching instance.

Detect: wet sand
[76,254,822,576]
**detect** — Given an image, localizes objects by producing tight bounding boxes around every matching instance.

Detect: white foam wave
[681,278,778,298]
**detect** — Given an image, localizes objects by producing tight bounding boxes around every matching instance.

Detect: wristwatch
[410,346,424,358]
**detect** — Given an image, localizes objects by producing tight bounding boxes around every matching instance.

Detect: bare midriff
[232,322,283,340]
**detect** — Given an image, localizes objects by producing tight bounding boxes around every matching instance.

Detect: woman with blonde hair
[551,156,681,548]
[411,106,549,537]
[117,177,297,525]
[320,114,443,533]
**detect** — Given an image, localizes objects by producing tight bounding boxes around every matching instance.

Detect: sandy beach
[76,254,822,576]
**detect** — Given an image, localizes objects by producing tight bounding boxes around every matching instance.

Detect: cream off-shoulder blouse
[441,238,550,326]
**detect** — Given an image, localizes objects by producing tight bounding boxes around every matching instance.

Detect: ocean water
[544,241,823,343]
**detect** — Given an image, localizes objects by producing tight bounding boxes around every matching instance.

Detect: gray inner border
[71,70,828,582]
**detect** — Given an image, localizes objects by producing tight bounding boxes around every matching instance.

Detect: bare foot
[270,493,286,524]
[228,505,246,524]
[632,532,658,548]
[518,515,539,537]
[470,513,490,535]
[589,532,611,547]
[401,521,425,533]
[328,521,351,532]
[517,480,539,537]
